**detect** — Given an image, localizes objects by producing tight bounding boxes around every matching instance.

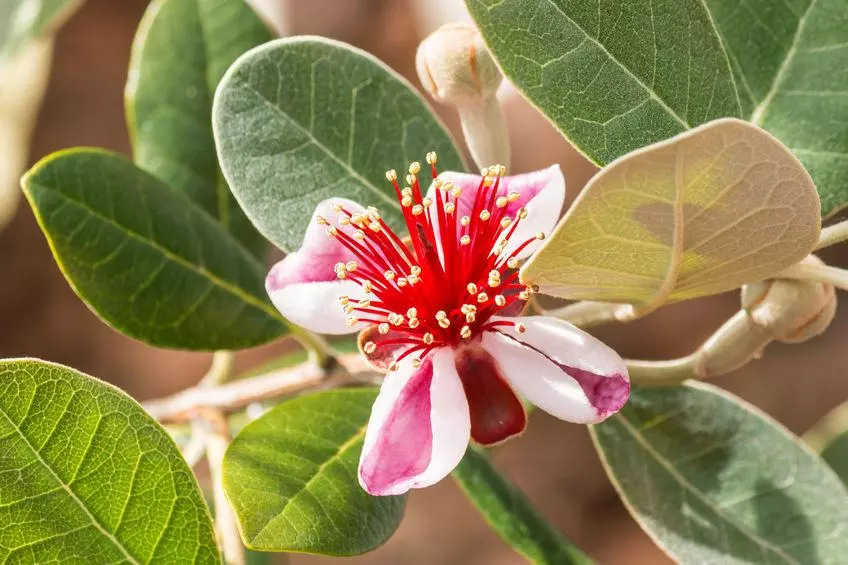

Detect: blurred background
[1,1,846,563]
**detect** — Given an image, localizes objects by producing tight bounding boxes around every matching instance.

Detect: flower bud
[416,23,503,106]
[741,257,837,344]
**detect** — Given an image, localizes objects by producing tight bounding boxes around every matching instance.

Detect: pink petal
[359,347,470,496]
[265,198,367,334]
[428,165,565,260]
[482,316,630,423]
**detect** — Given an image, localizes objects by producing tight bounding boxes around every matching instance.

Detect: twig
[779,261,848,290]
[145,354,370,424]
[544,300,628,328]
[201,410,245,565]
[815,219,848,251]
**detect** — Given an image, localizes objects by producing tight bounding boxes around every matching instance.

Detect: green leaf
[213,36,466,252]
[466,0,741,166]
[0,358,220,563]
[222,388,406,555]
[0,0,81,58]
[805,401,848,488]
[521,118,821,307]
[591,382,848,564]
[453,446,592,565]
[22,148,289,350]
[126,0,272,257]
[704,0,848,217]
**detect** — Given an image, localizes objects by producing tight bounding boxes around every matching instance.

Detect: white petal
[359,347,470,495]
[265,198,367,334]
[482,316,629,423]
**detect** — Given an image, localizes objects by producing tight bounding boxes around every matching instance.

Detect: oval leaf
[126,0,271,257]
[466,0,741,166]
[453,446,592,565]
[213,36,466,252]
[222,388,406,555]
[22,148,288,350]
[704,0,848,217]
[521,118,821,306]
[0,359,220,563]
[591,382,848,564]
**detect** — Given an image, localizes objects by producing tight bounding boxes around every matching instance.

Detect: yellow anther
[350,213,364,225]
[388,361,399,372]
[482,176,494,187]
[499,165,506,176]
[451,187,462,199]
[411,357,422,368]
[515,323,527,334]
[536,232,546,240]
[422,197,433,207]
[386,169,398,181]
[426,152,438,165]
[438,318,451,329]
[467,283,478,295]
[477,292,489,303]
[495,196,508,208]
[364,341,377,354]
[362,280,373,293]
[402,186,413,197]
[465,312,476,323]
[507,257,519,269]
[435,310,447,320]
[345,316,359,327]
[519,208,528,220]
[339,216,351,226]
[460,325,472,339]
[378,323,390,335]
[412,204,424,216]
[444,202,456,215]
[409,162,421,175]
[410,266,422,276]
[345,261,358,272]
[433,179,444,191]
[460,235,471,245]
[500,217,512,229]
[397,277,408,287]
[353,229,365,240]
[359,300,371,308]
[507,191,520,202]
[367,206,381,219]
[389,313,405,326]
[408,318,420,329]
[368,221,381,232]
[325,226,338,237]
[479,210,491,221]
[316,216,329,225]
[338,295,350,305]
[331,202,343,212]
[401,196,413,207]
[480,167,488,176]
[344,304,354,314]
[495,295,506,306]
[407,307,418,319]
[406,174,416,185]
[489,269,501,279]
[384,270,396,280]
[487,165,499,176]
[407,274,420,285]
[423,332,434,345]
[460,216,470,226]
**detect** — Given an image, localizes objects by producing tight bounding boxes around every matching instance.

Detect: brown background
[2,1,846,563]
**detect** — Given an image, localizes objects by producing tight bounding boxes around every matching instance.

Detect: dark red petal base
[454,344,526,445]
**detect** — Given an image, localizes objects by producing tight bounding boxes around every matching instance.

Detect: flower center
[322,152,541,368]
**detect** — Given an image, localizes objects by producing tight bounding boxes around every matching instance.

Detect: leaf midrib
[26,180,284,325]
[613,412,801,564]
[0,402,142,564]
[536,0,692,128]
[237,78,401,211]
[248,422,368,544]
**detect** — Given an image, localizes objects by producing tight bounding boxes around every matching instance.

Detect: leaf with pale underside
[213,36,466,252]
[703,0,848,218]
[521,118,820,307]
[466,0,741,166]
[591,382,848,564]
[126,0,272,258]
[0,359,220,564]
[222,388,406,555]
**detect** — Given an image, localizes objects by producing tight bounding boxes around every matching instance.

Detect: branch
[815,219,848,251]
[145,354,371,424]
[544,300,632,328]
[779,262,848,291]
